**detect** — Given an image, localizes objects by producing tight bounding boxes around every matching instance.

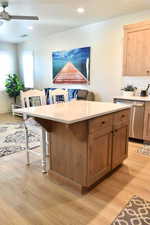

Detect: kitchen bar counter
[16,100,130,124]
[114,96,150,142]
[15,101,131,193]
[114,96,150,102]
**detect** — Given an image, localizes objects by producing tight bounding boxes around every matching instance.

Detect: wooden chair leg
[25,125,30,166]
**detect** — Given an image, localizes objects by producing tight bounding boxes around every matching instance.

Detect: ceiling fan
[0,1,39,21]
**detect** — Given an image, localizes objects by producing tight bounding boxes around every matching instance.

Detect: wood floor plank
[0,114,149,225]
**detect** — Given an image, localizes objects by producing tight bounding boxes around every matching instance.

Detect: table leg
[41,128,47,173]
[46,132,49,157]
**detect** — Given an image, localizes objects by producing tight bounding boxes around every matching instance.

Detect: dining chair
[20,89,48,173]
[49,89,68,104]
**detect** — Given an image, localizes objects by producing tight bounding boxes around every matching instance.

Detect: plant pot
[122,91,134,97]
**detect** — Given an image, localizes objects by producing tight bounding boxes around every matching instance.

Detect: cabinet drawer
[89,114,113,133]
[113,109,130,128]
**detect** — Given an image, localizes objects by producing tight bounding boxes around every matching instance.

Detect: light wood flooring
[0,114,149,225]
[0,113,22,123]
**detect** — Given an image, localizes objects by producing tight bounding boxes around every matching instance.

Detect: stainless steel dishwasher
[114,99,145,140]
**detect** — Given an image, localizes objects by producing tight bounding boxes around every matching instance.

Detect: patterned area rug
[137,145,150,156]
[0,123,40,158]
[111,196,150,225]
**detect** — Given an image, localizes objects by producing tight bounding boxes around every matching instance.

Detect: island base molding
[48,166,123,194]
[35,108,130,193]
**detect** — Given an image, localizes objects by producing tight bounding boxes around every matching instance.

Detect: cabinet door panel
[124,23,150,76]
[112,126,128,169]
[87,132,112,186]
[126,30,143,75]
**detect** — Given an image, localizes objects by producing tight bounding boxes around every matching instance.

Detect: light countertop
[14,101,130,124]
[114,96,150,102]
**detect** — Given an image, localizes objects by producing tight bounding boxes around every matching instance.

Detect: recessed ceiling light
[28,26,33,30]
[77,8,85,13]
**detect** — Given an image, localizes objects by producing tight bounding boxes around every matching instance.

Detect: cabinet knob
[146,70,150,74]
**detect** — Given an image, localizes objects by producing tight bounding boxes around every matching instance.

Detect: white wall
[0,42,18,114]
[17,10,150,102]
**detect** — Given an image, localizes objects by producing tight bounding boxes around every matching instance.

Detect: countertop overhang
[14,100,131,124]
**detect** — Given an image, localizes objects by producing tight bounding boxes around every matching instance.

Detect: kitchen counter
[14,100,130,124]
[114,96,150,142]
[114,96,150,102]
[16,101,130,193]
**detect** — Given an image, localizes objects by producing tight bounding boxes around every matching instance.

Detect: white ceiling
[0,0,150,43]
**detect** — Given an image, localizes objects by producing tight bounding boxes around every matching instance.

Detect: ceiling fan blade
[10,15,39,20]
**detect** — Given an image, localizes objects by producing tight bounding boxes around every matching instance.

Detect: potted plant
[121,85,136,97]
[5,74,24,104]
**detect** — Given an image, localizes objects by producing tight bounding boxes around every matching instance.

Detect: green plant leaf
[5,74,24,103]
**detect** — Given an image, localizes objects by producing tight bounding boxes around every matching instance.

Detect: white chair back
[49,89,68,104]
[20,89,46,108]
[21,89,48,173]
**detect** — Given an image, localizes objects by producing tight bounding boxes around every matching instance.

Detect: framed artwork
[52,47,90,84]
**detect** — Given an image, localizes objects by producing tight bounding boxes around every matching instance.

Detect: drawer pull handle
[121,115,125,118]
[102,121,106,124]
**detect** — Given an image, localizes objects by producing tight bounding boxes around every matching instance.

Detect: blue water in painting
[52,47,90,79]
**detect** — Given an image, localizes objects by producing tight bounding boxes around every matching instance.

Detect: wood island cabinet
[36,109,130,192]
[15,100,130,193]
[112,109,129,168]
[45,109,130,192]
[87,110,129,185]
[34,105,130,193]
[87,117,112,186]
[123,21,150,76]
[112,126,129,169]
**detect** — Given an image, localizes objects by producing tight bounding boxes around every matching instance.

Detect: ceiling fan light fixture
[0,2,39,21]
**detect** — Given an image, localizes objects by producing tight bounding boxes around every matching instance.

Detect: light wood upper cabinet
[123,21,150,76]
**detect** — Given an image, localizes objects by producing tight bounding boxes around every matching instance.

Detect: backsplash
[122,76,150,95]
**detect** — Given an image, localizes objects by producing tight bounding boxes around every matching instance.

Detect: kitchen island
[17,101,131,193]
